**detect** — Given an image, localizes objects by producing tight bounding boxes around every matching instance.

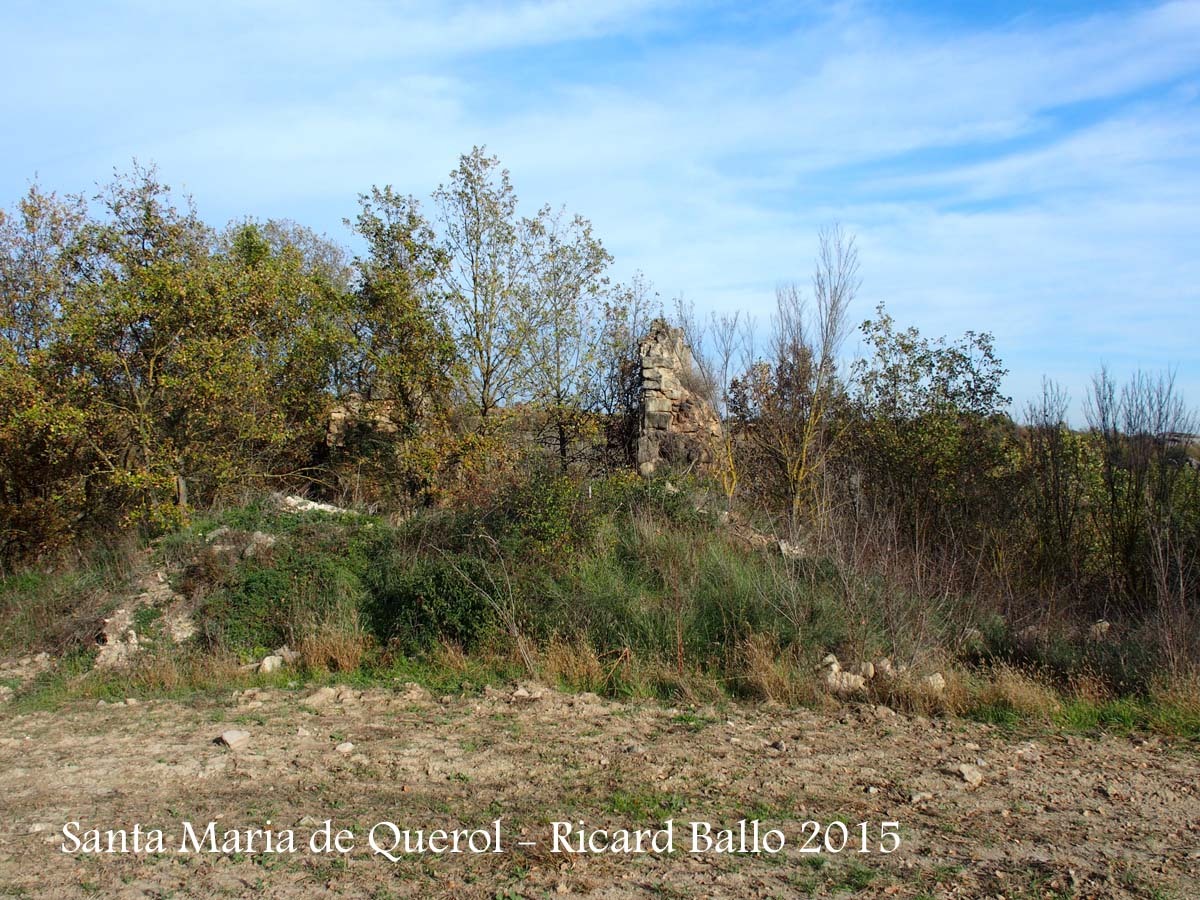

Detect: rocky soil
[0,684,1196,898]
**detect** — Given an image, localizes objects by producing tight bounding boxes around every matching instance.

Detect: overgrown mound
[1,475,1195,737]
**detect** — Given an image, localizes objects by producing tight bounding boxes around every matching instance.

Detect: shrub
[197,543,367,656]
[363,555,497,652]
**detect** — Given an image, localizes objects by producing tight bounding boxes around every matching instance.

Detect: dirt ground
[0,682,1196,899]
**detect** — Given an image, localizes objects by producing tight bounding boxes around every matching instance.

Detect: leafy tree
[433,147,539,422]
[0,187,91,563]
[847,302,1016,552]
[347,186,455,419]
[335,188,460,503]
[594,272,659,470]
[525,205,612,468]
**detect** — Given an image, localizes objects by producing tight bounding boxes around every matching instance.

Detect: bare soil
[0,683,1196,898]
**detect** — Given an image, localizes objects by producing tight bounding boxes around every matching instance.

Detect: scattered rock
[95,608,139,669]
[825,669,867,695]
[777,539,804,559]
[395,681,431,702]
[302,686,339,709]
[205,526,232,544]
[875,658,894,678]
[335,741,354,754]
[953,763,984,788]
[217,729,251,751]
[909,791,933,804]
[258,655,284,674]
[1089,620,1112,642]
[276,646,300,665]
[859,661,875,680]
[163,606,196,643]
[1015,743,1042,764]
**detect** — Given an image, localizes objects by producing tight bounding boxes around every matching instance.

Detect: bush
[197,543,367,656]
[364,554,497,652]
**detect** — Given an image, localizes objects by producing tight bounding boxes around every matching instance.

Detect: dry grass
[1067,669,1114,704]
[874,666,970,715]
[1149,669,1200,716]
[732,634,824,706]
[299,625,370,674]
[975,665,1062,720]
[0,536,141,654]
[540,636,606,692]
[126,649,244,693]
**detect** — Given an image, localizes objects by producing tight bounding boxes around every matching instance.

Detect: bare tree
[730,225,858,526]
[708,309,755,506]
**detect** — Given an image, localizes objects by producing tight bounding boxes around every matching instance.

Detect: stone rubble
[274,494,350,515]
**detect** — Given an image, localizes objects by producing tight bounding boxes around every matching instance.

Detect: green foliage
[489,473,585,558]
[846,304,1019,546]
[363,555,496,652]
[344,186,456,423]
[198,546,366,656]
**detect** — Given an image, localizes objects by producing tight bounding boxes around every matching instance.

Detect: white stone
[243,531,277,559]
[825,669,866,695]
[954,763,984,788]
[777,540,804,559]
[275,494,349,515]
[218,729,251,751]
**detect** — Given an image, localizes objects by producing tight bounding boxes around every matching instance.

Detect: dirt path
[0,684,1196,898]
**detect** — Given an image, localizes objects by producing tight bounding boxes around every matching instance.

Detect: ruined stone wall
[635,319,722,476]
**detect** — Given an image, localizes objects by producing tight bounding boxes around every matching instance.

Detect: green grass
[0,545,133,655]
[965,700,1024,729]
[602,788,686,824]
[1056,696,1200,739]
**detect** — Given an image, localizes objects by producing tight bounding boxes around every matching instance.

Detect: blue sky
[2,0,1197,419]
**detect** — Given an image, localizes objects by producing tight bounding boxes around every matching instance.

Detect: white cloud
[1,0,1197,414]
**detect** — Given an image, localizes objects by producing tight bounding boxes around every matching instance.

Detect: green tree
[433,147,539,422]
[729,226,857,525]
[848,303,1016,552]
[525,205,612,468]
[0,185,90,563]
[347,187,455,418]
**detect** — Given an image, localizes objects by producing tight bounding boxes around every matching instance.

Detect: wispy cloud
[1,0,1196,416]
